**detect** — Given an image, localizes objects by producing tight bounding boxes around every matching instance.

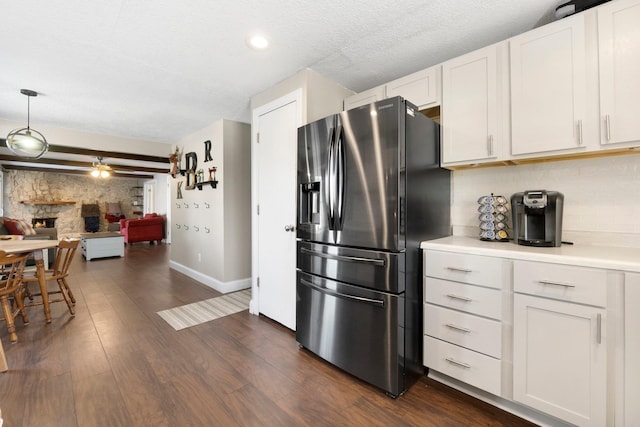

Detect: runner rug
[157,289,251,331]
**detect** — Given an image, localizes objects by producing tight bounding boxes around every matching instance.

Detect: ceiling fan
[91,156,112,178]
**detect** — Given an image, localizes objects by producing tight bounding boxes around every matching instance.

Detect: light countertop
[421,236,640,273]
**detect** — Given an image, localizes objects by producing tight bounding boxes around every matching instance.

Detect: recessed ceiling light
[247,34,269,50]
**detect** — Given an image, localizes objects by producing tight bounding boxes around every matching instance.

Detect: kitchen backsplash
[452,154,640,248]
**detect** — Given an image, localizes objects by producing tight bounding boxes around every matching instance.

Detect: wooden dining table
[0,238,59,372]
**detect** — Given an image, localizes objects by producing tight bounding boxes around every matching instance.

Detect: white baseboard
[428,371,572,427]
[169,261,250,294]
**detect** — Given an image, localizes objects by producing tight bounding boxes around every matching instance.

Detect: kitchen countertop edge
[421,236,640,273]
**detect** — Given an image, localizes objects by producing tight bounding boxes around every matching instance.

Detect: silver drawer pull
[446,267,472,273]
[445,358,471,369]
[446,294,472,302]
[596,313,602,344]
[445,324,471,334]
[538,280,576,288]
[301,247,386,266]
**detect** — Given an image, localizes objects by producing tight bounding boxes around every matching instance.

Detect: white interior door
[143,181,156,214]
[253,90,302,330]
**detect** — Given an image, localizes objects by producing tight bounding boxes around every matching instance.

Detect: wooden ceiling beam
[0,138,169,164]
[1,164,154,179]
[0,154,168,174]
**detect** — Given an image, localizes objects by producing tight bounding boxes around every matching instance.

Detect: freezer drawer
[297,241,405,293]
[296,271,405,396]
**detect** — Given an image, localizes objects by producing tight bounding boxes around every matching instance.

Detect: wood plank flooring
[0,243,537,426]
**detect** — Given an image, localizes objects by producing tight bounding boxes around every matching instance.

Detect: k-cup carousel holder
[477,194,510,242]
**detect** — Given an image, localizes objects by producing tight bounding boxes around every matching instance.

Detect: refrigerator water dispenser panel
[300,181,321,225]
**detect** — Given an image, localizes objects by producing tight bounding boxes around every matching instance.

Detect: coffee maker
[511,190,564,247]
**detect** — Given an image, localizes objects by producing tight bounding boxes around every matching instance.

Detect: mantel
[20,200,76,205]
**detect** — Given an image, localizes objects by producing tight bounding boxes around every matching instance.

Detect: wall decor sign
[182,140,218,191]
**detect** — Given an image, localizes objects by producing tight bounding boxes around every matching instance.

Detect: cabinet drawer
[513,260,607,307]
[424,277,503,320]
[424,335,502,396]
[424,303,502,358]
[424,250,506,289]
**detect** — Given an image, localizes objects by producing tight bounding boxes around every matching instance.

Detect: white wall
[171,120,225,280]
[169,119,251,293]
[451,154,640,248]
[0,118,170,158]
[250,68,353,125]
[222,120,251,281]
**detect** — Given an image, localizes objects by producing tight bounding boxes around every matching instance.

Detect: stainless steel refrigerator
[296,96,451,397]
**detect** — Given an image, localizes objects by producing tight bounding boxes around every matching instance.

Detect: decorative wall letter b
[185,152,197,190]
[204,140,213,162]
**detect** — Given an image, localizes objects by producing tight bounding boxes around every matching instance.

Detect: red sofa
[119,213,164,244]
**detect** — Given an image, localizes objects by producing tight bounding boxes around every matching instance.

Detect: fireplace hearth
[32,217,57,228]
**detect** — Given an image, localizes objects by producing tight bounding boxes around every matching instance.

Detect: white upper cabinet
[343,85,386,111]
[344,66,440,112]
[510,13,591,156]
[598,0,640,147]
[386,66,440,109]
[441,44,503,165]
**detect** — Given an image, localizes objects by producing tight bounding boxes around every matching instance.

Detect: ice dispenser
[299,181,321,225]
[511,190,564,247]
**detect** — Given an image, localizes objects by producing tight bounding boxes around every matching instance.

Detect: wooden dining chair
[0,250,30,343]
[21,238,79,317]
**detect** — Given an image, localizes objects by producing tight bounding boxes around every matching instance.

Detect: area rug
[157,289,251,331]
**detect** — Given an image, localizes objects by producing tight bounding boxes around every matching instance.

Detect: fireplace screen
[32,217,57,228]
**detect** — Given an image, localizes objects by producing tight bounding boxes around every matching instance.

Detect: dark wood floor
[0,243,537,426]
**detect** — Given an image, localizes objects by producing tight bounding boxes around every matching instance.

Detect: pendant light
[6,89,49,158]
[91,156,111,178]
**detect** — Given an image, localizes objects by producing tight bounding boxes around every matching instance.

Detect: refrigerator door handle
[300,246,386,267]
[335,124,345,231]
[325,126,336,230]
[300,277,385,307]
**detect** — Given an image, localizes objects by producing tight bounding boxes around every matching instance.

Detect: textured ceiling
[0,0,561,145]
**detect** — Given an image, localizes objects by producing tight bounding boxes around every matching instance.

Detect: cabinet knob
[284,225,295,232]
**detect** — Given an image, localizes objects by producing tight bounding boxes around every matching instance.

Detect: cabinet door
[513,294,606,427]
[441,44,498,164]
[386,67,439,109]
[510,13,588,155]
[598,0,640,147]
[625,272,640,426]
[343,86,386,111]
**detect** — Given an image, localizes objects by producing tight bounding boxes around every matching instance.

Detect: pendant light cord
[26,95,31,130]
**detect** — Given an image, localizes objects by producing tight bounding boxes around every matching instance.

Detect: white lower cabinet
[513,294,606,427]
[625,273,640,426]
[423,244,624,426]
[513,260,607,427]
[423,250,507,397]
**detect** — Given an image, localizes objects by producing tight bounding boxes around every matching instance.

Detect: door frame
[250,89,303,315]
